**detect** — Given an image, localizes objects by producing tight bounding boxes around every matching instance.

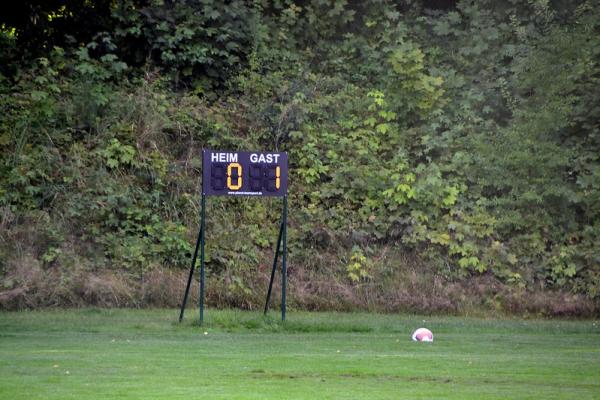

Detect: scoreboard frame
[202,150,288,197]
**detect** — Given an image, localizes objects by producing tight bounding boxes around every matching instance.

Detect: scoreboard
[202,150,288,197]
[180,149,290,324]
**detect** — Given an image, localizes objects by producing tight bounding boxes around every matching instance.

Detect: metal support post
[199,194,206,324]
[281,195,288,321]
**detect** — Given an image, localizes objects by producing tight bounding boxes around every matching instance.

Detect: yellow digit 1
[227,163,242,190]
[276,166,280,189]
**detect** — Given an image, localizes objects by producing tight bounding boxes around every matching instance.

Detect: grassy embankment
[0,309,598,399]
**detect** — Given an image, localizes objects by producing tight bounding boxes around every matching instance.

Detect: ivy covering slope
[0,0,598,312]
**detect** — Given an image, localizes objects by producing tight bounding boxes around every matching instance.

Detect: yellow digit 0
[227,163,242,190]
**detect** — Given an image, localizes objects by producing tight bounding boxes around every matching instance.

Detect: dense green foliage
[1,0,599,308]
[1,309,599,399]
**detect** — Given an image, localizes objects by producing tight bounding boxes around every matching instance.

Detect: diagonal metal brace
[179,223,203,322]
[264,219,284,315]
[264,196,288,317]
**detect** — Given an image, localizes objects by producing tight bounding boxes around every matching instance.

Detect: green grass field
[0,309,598,399]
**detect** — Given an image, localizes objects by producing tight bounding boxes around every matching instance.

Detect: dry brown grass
[1,248,598,317]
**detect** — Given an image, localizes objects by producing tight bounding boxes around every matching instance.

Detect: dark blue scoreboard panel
[202,150,288,197]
